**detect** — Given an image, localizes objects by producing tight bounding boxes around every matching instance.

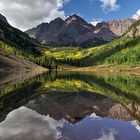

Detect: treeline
[35,56,58,69]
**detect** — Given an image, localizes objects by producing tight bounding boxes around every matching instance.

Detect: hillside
[26,14,135,47]
[0,14,42,56]
[0,14,54,70]
[80,19,140,66]
[0,14,41,63]
[0,43,46,72]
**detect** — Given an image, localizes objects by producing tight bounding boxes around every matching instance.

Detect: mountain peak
[51,17,64,23]
[0,13,8,24]
[70,14,80,18]
[65,14,87,25]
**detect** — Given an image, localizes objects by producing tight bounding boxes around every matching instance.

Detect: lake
[0,71,140,140]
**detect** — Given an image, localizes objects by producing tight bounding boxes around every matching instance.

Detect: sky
[0,0,140,31]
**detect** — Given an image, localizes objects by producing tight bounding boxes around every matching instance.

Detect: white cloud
[99,0,120,12]
[0,0,70,31]
[94,129,117,140]
[0,107,65,140]
[90,19,102,26]
[132,9,140,19]
[131,120,140,133]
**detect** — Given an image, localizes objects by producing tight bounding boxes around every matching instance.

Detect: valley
[0,13,140,73]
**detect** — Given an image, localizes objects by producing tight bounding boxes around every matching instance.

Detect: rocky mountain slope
[97,18,135,36]
[26,14,135,47]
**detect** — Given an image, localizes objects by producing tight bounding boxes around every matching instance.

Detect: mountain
[0,14,8,24]
[76,18,140,67]
[0,47,44,72]
[0,13,139,70]
[41,18,140,69]
[95,18,135,36]
[0,13,47,71]
[26,14,135,47]
[0,14,41,55]
[25,14,111,47]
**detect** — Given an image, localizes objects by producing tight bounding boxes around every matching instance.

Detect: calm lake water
[0,71,140,140]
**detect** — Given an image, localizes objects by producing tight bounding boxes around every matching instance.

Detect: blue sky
[0,0,140,30]
[63,0,140,22]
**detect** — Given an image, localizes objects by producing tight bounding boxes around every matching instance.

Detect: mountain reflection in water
[0,107,140,140]
[0,72,140,140]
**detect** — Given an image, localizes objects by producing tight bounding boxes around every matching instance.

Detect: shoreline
[55,64,140,76]
[1,64,140,77]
